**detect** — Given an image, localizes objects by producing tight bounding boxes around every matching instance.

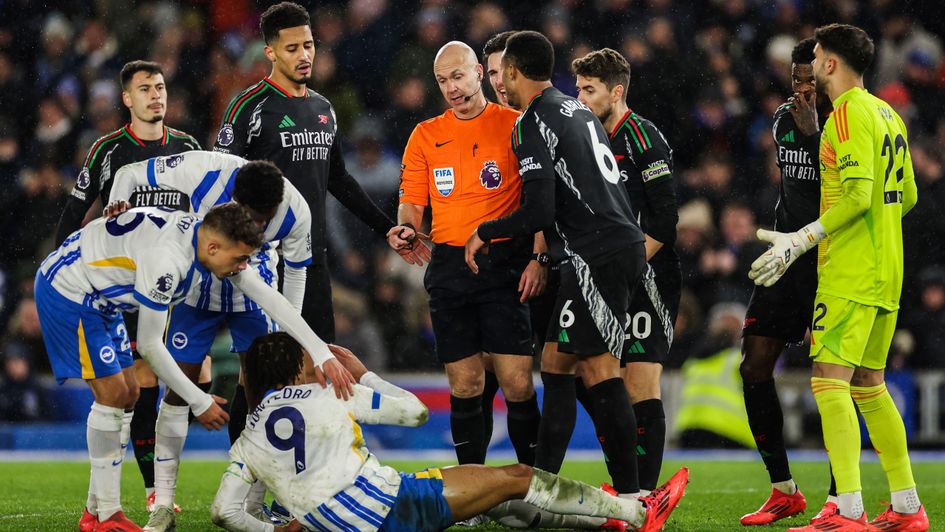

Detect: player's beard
[283,64,311,86]
[146,114,164,124]
[597,105,613,127]
[506,90,521,110]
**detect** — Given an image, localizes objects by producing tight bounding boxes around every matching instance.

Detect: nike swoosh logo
[578,487,584,504]
[435,140,454,148]
[453,441,470,447]
[155,457,175,462]
[111,458,123,466]
[528,443,538,449]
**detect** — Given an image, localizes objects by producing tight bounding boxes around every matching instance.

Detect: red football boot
[739,487,807,525]
[786,512,869,531]
[93,511,143,532]
[868,504,929,531]
[79,508,99,532]
[811,501,839,523]
[637,467,689,532]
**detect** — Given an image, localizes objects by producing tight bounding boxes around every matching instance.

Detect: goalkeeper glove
[749,221,826,287]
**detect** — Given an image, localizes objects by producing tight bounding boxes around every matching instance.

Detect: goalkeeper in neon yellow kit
[749,23,927,532]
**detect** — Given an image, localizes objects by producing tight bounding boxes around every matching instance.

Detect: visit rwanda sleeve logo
[480,160,502,190]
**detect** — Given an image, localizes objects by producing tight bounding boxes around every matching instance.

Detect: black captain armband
[129,186,191,212]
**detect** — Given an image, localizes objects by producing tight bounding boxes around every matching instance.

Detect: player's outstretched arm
[328,343,429,425]
[108,161,149,204]
[211,457,301,532]
[231,267,355,399]
[136,307,228,429]
[466,178,554,274]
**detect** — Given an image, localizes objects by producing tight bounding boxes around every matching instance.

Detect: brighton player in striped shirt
[39,203,355,532]
[106,151,313,525]
[55,61,203,513]
[211,333,689,532]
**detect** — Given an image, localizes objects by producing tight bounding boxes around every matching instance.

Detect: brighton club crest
[480,160,502,190]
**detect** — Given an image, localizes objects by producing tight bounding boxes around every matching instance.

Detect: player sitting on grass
[211,332,689,532]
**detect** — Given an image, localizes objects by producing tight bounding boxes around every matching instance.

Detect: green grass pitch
[1,459,942,530]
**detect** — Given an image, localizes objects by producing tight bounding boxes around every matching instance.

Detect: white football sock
[891,487,921,514]
[120,410,133,462]
[773,479,797,495]
[88,402,125,521]
[153,402,190,509]
[838,492,864,519]
[826,495,838,505]
[524,468,645,528]
[85,475,97,514]
[487,499,607,529]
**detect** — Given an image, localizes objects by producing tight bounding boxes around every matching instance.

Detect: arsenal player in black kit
[213,2,425,446]
[465,31,688,532]
[573,48,681,497]
[739,38,838,526]
[55,60,201,513]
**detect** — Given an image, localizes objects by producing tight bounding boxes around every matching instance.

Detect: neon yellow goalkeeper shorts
[809,292,897,370]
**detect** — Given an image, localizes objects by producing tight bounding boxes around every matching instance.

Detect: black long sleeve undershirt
[54,196,92,246]
[477,178,554,242]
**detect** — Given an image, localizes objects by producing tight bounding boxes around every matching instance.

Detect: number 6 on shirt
[587,121,621,184]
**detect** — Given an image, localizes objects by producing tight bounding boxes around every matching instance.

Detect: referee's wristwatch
[531,252,551,266]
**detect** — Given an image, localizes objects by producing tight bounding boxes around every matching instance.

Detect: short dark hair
[503,31,554,81]
[482,30,516,62]
[792,37,816,65]
[233,161,285,215]
[260,2,311,44]
[814,23,874,75]
[244,332,304,408]
[571,48,631,92]
[120,61,163,90]
[202,203,265,249]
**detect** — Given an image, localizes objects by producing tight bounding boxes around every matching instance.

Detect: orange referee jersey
[399,102,522,246]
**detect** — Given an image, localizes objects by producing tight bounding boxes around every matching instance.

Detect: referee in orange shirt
[390,41,544,467]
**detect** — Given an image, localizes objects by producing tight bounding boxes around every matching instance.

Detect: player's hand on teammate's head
[328,343,367,382]
[315,358,356,400]
[103,200,132,218]
[195,396,230,431]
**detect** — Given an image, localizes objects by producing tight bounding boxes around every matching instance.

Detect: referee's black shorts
[425,239,533,364]
[743,250,818,344]
[546,244,646,359]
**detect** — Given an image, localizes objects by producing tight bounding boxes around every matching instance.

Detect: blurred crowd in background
[2,0,945,422]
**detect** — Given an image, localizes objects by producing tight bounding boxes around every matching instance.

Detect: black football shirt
[56,124,200,245]
[512,87,643,264]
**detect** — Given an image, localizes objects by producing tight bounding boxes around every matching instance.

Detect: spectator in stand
[699,201,765,305]
[901,267,945,369]
[0,346,46,421]
[1,297,48,374]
